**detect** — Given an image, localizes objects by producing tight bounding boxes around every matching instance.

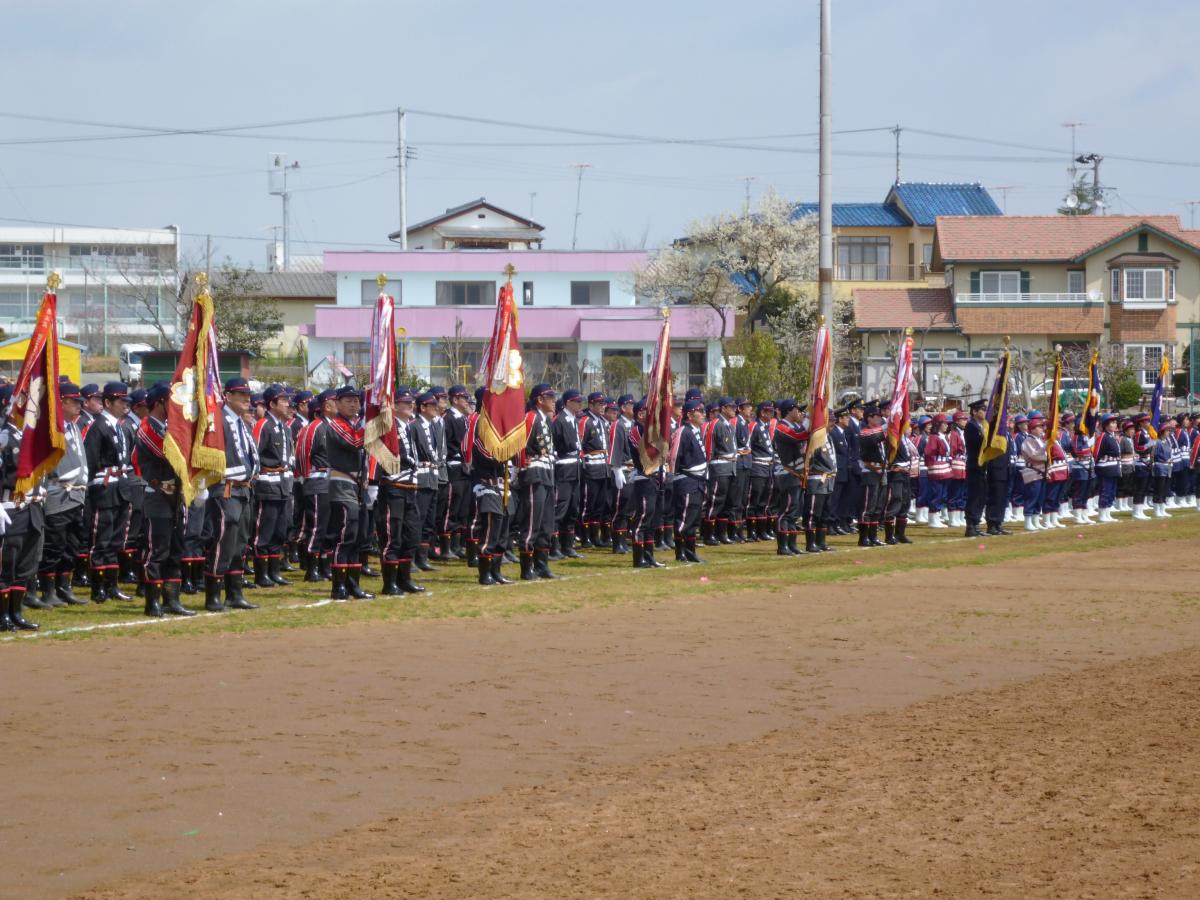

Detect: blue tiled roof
[887,183,1001,226]
[791,202,909,228]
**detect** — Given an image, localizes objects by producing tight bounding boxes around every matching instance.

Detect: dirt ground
[2,538,1198,898]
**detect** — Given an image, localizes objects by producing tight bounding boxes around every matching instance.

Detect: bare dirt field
[2,536,1198,898]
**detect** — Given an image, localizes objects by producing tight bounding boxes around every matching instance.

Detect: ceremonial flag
[1045,349,1064,451]
[1148,353,1170,439]
[164,274,227,506]
[1077,350,1102,436]
[978,350,1011,466]
[475,274,527,460]
[9,276,66,496]
[639,309,673,474]
[363,278,400,473]
[886,333,914,461]
[804,318,833,467]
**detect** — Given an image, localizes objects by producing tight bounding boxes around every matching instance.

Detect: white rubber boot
[1097,507,1113,524]
[928,510,947,529]
[916,506,928,524]
[1051,512,1067,528]
[1059,501,1071,517]
[1132,503,1151,520]
[1155,502,1172,518]
[1023,515,1037,532]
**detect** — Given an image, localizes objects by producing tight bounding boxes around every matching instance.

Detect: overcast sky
[2,0,1198,266]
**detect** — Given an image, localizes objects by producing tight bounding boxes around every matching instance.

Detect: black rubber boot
[663,528,675,550]
[396,561,424,594]
[319,555,333,581]
[180,560,196,595]
[55,573,85,605]
[225,573,259,610]
[105,568,132,601]
[632,544,646,568]
[286,542,300,567]
[787,532,800,555]
[329,568,349,600]
[869,525,886,547]
[241,556,257,588]
[359,552,378,578]
[254,557,275,588]
[204,575,224,612]
[578,525,593,549]
[719,522,734,545]
[896,519,913,544]
[805,530,819,554]
[90,568,108,604]
[491,556,514,585]
[519,552,537,581]
[534,549,557,579]
[163,581,196,617]
[346,567,375,600]
[684,536,705,564]
[268,557,290,586]
[858,524,871,547]
[776,533,791,556]
[28,576,54,610]
[0,592,14,632]
[675,534,687,562]
[9,589,38,631]
[817,528,833,552]
[303,553,322,583]
[562,530,583,559]
[438,534,452,562]
[118,551,135,585]
[143,582,164,618]
[643,544,666,568]
[379,562,400,596]
[547,535,564,561]
[415,546,435,573]
[477,556,495,586]
[465,539,479,567]
[73,556,91,588]
[885,523,898,545]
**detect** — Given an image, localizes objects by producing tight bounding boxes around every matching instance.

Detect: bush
[1108,374,1142,410]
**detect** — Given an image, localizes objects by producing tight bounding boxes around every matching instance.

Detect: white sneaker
[1132,503,1151,520]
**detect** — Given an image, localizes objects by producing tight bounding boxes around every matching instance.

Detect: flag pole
[501,262,516,507]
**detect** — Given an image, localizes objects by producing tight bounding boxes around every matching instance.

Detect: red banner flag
[363,279,400,473]
[475,277,527,461]
[164,274,227,506]
[804,319,833,468]
[639,309,674,474]
[886,334,914,461]
[9,279,66,496]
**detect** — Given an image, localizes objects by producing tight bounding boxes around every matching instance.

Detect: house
[214,269,335,359]
[390,198,545,250]
[0,335,83,383]
[0,225,181,353]
[304,249,732,393]
[793,182,1001,289]
[854,215,1200,399]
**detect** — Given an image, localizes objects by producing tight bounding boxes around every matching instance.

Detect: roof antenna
[891,124,902,184]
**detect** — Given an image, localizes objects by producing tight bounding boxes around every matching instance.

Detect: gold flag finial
[659,304,672,320]
[47,270,62,292]
[817,313,826,326]
[376,272,389,288]
[904,326,913,337]
[1003,334,1012,349]
[195,271,209,293]
[502,262,517,280]
[1055,343,1063,354]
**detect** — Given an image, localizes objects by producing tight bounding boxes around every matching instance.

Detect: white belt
[447,460,463,467]
[305,470,328,480]
[684,463,708,476]
[258,473,282,483]
[225,465,246,479]
[58,467,82,481]
[752,456,774,464]
[524,459,554,470]
[555,457,579,465]
[718,454,736,462]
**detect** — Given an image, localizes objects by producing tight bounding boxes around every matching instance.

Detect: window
[1125,344,1167,389]
[435,280,495,306]
[1168,268,1175,301]
[571,281,611,306]
[837,236,891,280]
[361,279,401,305]
[1111,268,1121,302]
[520,342,571,382]
[1067,270,1085,294]
[430,341,485,384]
[922,349,962,360]
[922,243,934,273]
[979,271,1021,295]
[343,341,371,376]
[1124,268,1165,302]
[522,281,534,306]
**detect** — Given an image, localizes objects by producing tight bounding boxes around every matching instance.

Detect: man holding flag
[975,348,1013,537]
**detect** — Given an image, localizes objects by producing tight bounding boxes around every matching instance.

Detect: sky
[2,0,1199,266]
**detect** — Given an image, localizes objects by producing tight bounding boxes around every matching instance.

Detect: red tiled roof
[853,287,955,331]
[934,215,1200,263]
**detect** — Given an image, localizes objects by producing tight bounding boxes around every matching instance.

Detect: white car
[118,343,155,385]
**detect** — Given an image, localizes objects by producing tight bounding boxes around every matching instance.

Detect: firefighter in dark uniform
[70,384,100,589]
[465,400,515,587]
[963,397,988,537]
[579,391,610,547]
[251,384,295,587]
[627,400,666,568]
[430,386,452,562]
[204,378,260,612]
[883,416,917,545]
[375,388,426,595]
[802,410,838,553]
[119,388,148,587]
[838,398,864,530]
[284,389,312,567]
[728,398,753,542]
[516,383,558,580]
[771,399,806,556]
[0,382,44,631]
[857,401,889,547]
[412,391,442,572]
[606,393,635,553]
[296,390,333,582]
[36,381,89,607]
[442,385,471,560]
[745,400,776,541]
[84,382,134,603]
[827,406,851,534]
[132,382,197,617]
[673,398,709,563]
[552,388,584,559]
[325,386,372,600]
[703,396,737,545]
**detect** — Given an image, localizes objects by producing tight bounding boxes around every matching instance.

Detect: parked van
[118,343,155,385]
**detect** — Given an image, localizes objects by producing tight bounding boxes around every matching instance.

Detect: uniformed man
[857,401,889,547]
[1094,412,1122,523]
[516,383,558,580]
[118,387,148,587]
[828,406,851,533]
[429,386,452,562]
[32,381,88,608]
[728,398,754,542]
[770,399,806,556]
[606,393,636,553]
[375,388,425,595]
[579,391,610,547]
[412,391,442,572]
[465,394,515,586]
[746,400,776,541]
[204,378,260,612]
[672,398,708,563]
[296,390,333,581]
[802,406,838,552]
[132,382,197,617]
[248,384,296,587]
[442,385,471,561]
[626,400,665,568]
[0,382,43,631]
[551,388,584,559]
[702,396,737,545]
[963,398,988,537]
[84,382,134,603]
[325,386,373,600]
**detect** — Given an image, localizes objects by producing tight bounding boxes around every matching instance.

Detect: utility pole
[397,108,408,249]
[1186,201,1200,229]
[817,0,834,329]
[992,185,1018,214]
[738,176,756,214]
[529,191,537,219]
[205,234,212,280]
[1062,121,1084,184]
[571,163,591,251]
[891,124,901,184]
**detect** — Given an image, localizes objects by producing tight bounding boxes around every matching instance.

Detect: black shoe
[105,569,132,601]
[143,583,164,618]
[989,525,1013,536]
[490,556,514,585]
[9,591,38,631]
[534,549,558,579]
[254,557,275,588]
[204,575,224,612]
[162,581,196,616]
[393,560,423,594]
[55,573,85,605]
[225,574,259,610]
[346,568,375,600]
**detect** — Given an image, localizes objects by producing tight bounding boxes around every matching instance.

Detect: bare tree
[110,250,196,348]
[438,316,472,386]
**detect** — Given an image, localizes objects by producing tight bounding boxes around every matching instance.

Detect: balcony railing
[955,292,1093,304]
[0,254,171,276]
[836,263,932,282]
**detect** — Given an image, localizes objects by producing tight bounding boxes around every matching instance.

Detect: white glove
[366,484,379,508]
[0,504,10,536]
[197,488,210,503]
[612,467,626,491]
[0,430,8,449]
